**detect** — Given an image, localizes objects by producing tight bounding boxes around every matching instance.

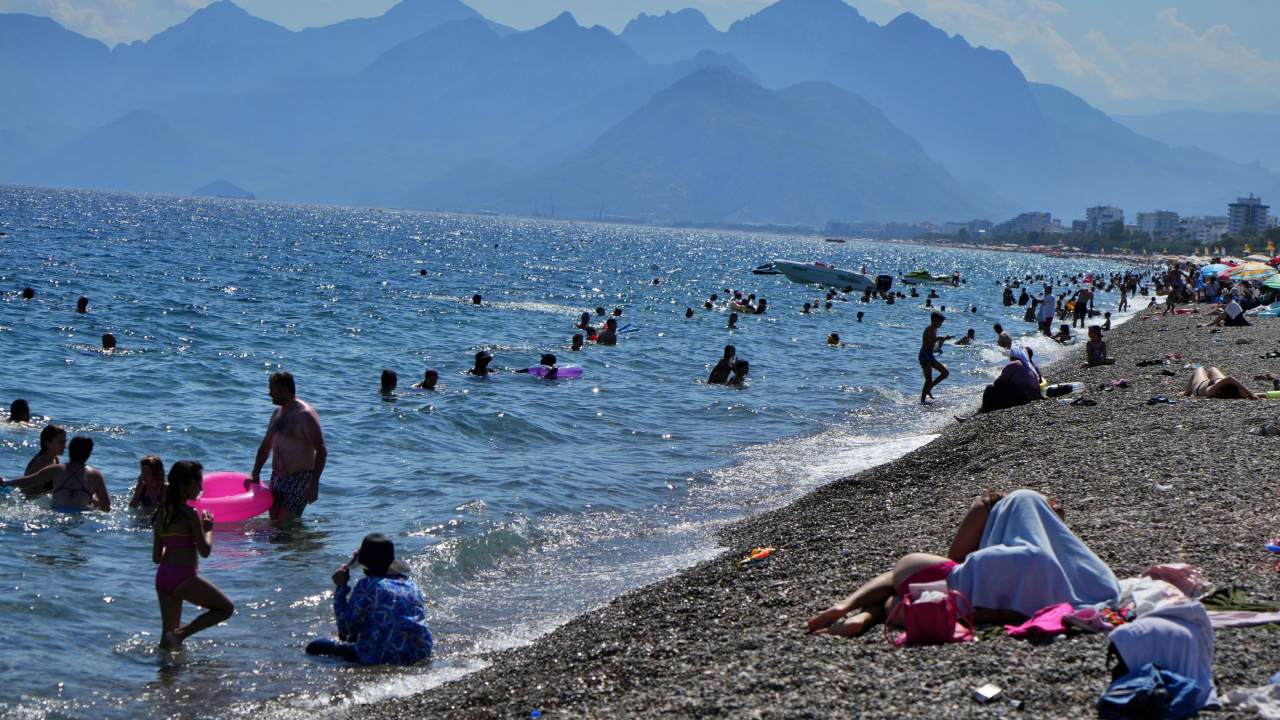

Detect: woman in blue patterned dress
[306,533,433,664]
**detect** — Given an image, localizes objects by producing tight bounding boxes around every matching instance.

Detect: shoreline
[358,305,1280,718]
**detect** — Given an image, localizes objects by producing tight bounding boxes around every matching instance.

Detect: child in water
[129,455,166,509]
[306,533,433,665]
[153,461,234,650]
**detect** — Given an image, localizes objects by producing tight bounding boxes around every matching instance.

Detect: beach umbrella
[1224,262,1277,281]
[1269,256,1280,268]
[1247,254,1272,262]
[1200,263,1229,276]
[1265,275,1280,291]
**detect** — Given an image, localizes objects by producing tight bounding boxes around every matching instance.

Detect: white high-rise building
[1086,205,1125,234]
[1136,211,1179,238]
[1228,195,1270,236]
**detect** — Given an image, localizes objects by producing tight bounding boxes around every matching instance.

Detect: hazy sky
[5,0,1279,113]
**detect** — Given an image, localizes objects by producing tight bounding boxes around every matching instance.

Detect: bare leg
[158,592,184,650]
[920,365,934,404]
[171,576,234,643]
[1185,366,1209,396]
[947,497,990,562]
[928,360,949,398]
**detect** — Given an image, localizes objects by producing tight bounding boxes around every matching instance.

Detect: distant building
[1086,205,1124,234]
[993,211,1052,235]
[1071,220,1087,234]
[942,219,992,236]
[1136,211,1179,238]
[1180,216,1229,245]
[1228,195,1270,236]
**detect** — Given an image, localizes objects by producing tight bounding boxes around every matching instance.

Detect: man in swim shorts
[250,372,327,523]
[919,312,952,404]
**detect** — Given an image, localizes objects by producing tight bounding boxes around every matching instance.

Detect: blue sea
[0,186,1141,719]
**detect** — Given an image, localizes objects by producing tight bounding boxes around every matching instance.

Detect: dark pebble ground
[360,308,1280,719]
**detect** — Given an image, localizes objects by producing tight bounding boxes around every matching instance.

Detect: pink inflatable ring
[189,471,274,523]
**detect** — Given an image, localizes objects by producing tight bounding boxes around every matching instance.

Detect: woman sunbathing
[806,490,1119,637]
[1184,366,1258,399]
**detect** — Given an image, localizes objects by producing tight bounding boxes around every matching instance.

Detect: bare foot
[160,630,183,651]
[828,610,875,637]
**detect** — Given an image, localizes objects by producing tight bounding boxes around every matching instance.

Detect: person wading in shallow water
[918,312,952,405]
[248,372,327,523]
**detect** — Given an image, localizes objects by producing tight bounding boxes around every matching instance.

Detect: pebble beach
[362,307,1280,718]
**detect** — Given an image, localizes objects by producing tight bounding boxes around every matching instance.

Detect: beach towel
[948,490,1120,617]
[1108,602,1215,712]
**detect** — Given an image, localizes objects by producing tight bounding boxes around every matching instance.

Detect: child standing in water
[306,533,433,665]
[129,455,166,509]
[153,461,234,650]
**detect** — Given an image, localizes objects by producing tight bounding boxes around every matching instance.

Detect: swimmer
[856,311,864,322]
[597,319,618,346]
[380,369,397,395]
[918,312,952,404]
[76,296,89,313]
[469,351,494,377]
[24,424,66,478]
[613,308,622,318]
[249,372,328,523]
[577,312,593,331]
[824,301,833,310]
[595,306,606,317]
[727,359,749,387]
[728,312,738,330]
[412,369,439,390]
[703,301,713,310]
[471,294,482,306]
[517,353,560,379]
[153,460,235,650]
[21,287,34,300]
[708,345,736,384]
[653,278,661,285]
[570,334,584,351]
[129,455,167,509]
[419,269,427,276]
[0,435,111,511]
[102,333,117,352]
[8,398,30,423]
[685,308,694,319]
[756,298,767,315]
[802,302,811,315]
[954,329,976,346]
[827,333,841,346]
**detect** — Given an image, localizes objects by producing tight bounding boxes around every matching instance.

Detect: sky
[4,0,1279,114]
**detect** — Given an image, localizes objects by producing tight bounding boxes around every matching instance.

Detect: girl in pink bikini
[152,461,235,650]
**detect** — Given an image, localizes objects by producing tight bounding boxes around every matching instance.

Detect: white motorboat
[752,259,878,291]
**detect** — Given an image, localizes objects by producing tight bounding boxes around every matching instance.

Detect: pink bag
[885,580,975,647]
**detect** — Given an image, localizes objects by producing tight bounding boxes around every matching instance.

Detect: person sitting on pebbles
[806,490,1118,637]
[1082,325,1115,368]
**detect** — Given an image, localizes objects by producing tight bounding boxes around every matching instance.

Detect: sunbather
[806,489,1119,637]
[1184,366,1258,399]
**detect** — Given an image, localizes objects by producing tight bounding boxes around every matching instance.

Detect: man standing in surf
[248,372,327,523]
[918,312,952,405]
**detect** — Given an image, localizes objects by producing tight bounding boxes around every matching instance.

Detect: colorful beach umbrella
[1200,263,1229,276]
[1265,275,1280,291]
[1224,262,1278,281]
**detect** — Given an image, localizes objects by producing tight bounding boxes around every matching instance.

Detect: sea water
[0,186,1142,719]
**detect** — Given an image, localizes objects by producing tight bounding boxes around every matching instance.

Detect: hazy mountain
[621,9,723,64]
[488,68,981,224]
[292,0,492,75]
[193,180,255,199]
[13,110,225,194]
[0,13,110,127]
[1030,84,1280,217]
[1114,110,1280,174]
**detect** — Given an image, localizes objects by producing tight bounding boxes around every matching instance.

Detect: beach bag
[885,580,975,647]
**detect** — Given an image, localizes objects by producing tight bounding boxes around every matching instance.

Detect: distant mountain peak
[383,0,480,21]
[543,11,580,29]
[735,0,867,26]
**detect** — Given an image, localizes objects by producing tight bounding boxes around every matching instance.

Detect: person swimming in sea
[8,398,30,423]
[570,334,584,351]
[412,369,439,390]
[727,359,749,387]
[918,312,952,405]
[685,308,694,319]
[728,312,738,330]
[21,287,34,300]
[380,369,397,396]
[708,345,736,384]
[827,333,843,347]
[129,455,167,509]
[953,329,976,346]
[76,296,89,313]
[597,318,618,346]
[516,353,562,379]
[471,294,482,306]
[1,435,111,511]
[469,351,494,377]
[101,333,117,352]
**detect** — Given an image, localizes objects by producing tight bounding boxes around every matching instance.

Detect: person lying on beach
[1184,366,1258,400]
[727,360,749,387]
[708,345,736,385]
[153,461,234,650]
[0,435,111,511]
[412,369,439,390]
[129,454,167,510]
[806,490,1118,637]
[469,351,494,377]
[1082,326,1115,368]
[305,533,433,665]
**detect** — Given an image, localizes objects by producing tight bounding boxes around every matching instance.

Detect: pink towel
[1005,602,1073,638]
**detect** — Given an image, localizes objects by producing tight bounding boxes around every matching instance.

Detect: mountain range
[2,0,1278,225]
